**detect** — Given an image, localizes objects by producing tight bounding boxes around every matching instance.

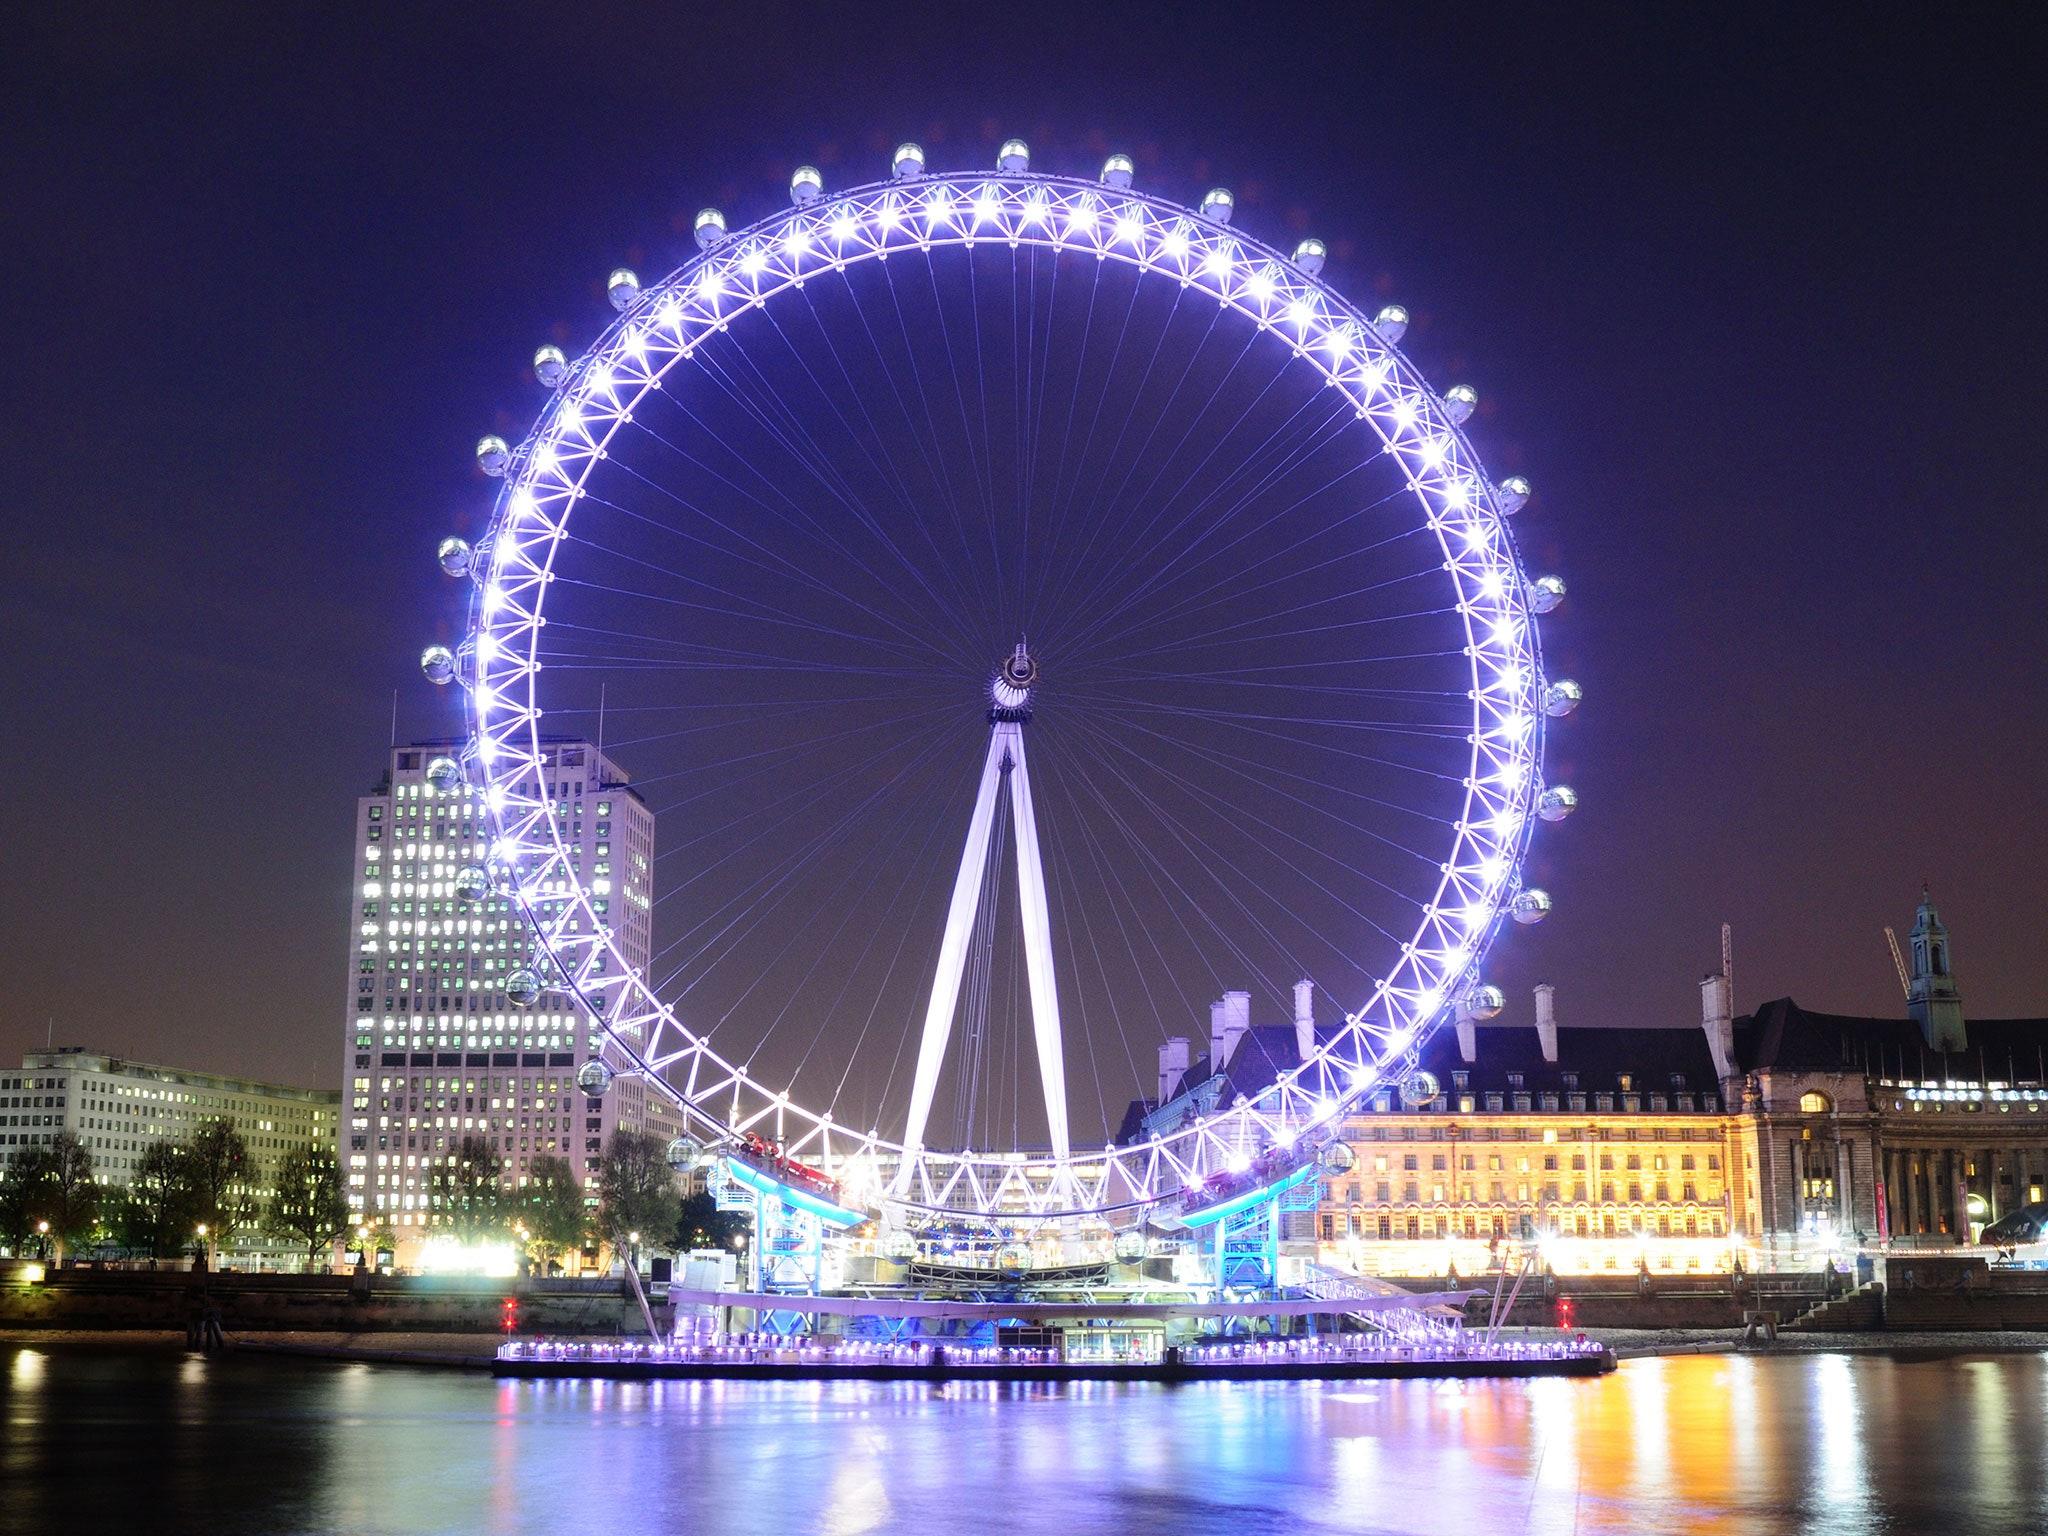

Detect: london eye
[424,139,1578,1242]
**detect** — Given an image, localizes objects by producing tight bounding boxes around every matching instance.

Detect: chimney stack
[1534,983,1558,1063]
[1221,990,1251,1066]
[1455,1013,1478,1063]
[1293,978,1315,1062]
[1700,971,1737,1082]
[1158,1036,1190,1102]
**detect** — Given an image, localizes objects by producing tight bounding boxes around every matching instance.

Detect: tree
[674,1190,749,1254]
[184,1118,257,1266]
[0,1154,43,1253]
[269,1144,350,1272]
[118,1140,194,1260]
[434,1134,509,1244]
[595,1131,682,1261]
[10,1135,102,1264]
[519,1154,589,1274]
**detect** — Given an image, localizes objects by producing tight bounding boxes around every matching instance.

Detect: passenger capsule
[665,1136,703,1171]
[1538,784,1579,822]
[1444,384,1478,425]
[893,142,926,180]
[1100,153,1134,189]
[420,645,457,686]
[885,1231,919,1261]
[1199,187,1234,223]
[454,864,490,904]
[1319,1140,1355,1175]
[1112,1229,1148,1263]
[504,968,542,1006]
[1528,574,1566,614]
[997,138,1030,173]
[693,208,727,250]
[1463,983,1506,1021]
[1496,475,1532,514]
[1511,888,1554,925]
[789,165,823,205]
[425,755,463,793]
[1543,678,1583,718]
[436,536,472,578]
[475,435,511,476]
[1373,304,1409,344]
[533,345,568,388]
[1291,237,1326,276]
[576,1059,615,1097]
[1399,1071,1441,1106]
[607,268,640,311]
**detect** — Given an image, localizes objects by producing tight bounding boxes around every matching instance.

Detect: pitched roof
[1426,1022,1723,1094]
[1736,997,2048,1082]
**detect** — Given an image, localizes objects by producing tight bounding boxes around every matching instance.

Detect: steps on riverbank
[1784,1283,1887,1332]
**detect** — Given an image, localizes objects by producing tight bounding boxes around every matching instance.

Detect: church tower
[1906,887,1967,1052]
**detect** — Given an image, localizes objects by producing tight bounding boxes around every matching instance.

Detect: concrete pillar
[1789,1137,1807,1241]
[1951,1152,1971,1244]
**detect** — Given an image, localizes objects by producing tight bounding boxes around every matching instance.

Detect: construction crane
[1883,927,1910,999]
[1721,923,1734,1015]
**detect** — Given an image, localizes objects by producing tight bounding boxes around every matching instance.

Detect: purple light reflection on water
[5,1346,2048,1535]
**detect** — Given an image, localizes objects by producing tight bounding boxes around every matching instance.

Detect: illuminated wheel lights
[442,155,1579,1221]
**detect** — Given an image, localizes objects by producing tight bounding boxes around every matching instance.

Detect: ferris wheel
[424,139,1579,1227]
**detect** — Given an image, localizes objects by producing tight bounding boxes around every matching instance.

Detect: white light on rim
[457,166,1556,1216]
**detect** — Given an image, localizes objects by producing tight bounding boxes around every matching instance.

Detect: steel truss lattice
[454,164,1560,1223]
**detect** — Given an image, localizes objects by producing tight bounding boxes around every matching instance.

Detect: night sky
[6,3,2044,1106]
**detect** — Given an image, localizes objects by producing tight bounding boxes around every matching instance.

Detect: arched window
[1799,1090,1831,1114]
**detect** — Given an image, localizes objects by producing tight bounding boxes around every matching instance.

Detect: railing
[1298,1263,1467,1342]
[497,1329,1608,1369]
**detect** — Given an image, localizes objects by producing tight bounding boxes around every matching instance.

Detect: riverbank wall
[0,1267,653,1335]
[6,1256,2046,1335]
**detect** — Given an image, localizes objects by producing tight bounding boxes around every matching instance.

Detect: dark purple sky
[5,3,2044,1096]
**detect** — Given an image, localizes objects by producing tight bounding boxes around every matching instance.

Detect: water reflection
[3,1348,2046,1535]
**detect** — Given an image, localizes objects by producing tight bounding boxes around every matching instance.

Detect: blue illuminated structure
[711,1156,864,1336]
[1181,1159,1324,1293]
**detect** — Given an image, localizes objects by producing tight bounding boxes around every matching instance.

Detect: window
[1799,1091,1831,1113]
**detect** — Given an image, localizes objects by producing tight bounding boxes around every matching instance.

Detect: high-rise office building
[341,737,680,1258]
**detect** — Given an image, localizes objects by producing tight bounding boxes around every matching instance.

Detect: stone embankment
[0,1265,652,1336]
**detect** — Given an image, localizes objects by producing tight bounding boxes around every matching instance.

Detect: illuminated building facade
[340,738,681,1258]
[1319,1019,1750,1276]
[1133,893,2044,1275]
[4,1047,340,1268]
[1129,985,1752,1277]
[1726,893,2048,1257]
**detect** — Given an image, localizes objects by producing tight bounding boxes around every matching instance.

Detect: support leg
[897,730,1011,1185]
[1005,727,1071,1161]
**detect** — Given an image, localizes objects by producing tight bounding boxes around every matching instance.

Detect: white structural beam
[1005,725,1071,1160]
[895,709,1072,1189]
[896,727,1010,1179]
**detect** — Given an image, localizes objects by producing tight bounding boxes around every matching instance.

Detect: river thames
[6,1345,2045,1534]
